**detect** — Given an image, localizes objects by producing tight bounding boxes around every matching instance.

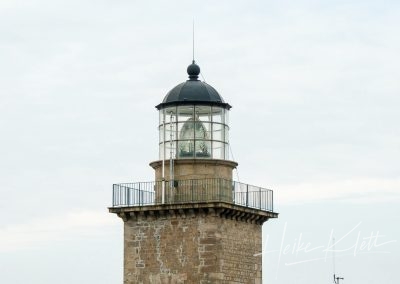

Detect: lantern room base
[150,159,238,182]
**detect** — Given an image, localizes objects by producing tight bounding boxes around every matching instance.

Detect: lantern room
[156,61,231,161]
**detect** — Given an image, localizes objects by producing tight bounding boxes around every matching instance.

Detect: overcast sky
[0,1,399,283]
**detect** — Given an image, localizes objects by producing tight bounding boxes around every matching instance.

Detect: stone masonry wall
[150,159,238,204]
[124,213,262,284]
[150,159,238,182]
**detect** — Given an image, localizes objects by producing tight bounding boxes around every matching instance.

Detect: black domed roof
[156,61,231,110]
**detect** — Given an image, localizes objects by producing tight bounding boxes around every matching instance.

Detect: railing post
[139,183,142,206]
[127,185,131,206]
[272,190,273,212]
[217,179,220,201]
[246,184,249,207]
[162,179,165,204]
[124,185,128,206]
[119,185,121,206]
[259,187,261,209]
[231,181,234,204]
[112,184,115,206]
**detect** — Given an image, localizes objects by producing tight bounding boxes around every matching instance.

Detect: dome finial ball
[187,61,200,80]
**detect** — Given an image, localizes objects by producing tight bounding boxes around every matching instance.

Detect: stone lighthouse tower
[109,61,278,283]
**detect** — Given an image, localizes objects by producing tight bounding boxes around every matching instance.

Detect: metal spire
[192,19,195,63]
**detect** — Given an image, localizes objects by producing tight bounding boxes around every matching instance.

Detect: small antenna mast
[192,20,206,82]
[333,237,344,284]
[192,19,195,63]
[334,274,344,284]
[333,237,336,279]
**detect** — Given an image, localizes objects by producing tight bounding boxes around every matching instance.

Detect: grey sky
[0,1,399,283]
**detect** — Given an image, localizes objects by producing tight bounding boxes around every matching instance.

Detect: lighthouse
[109,60,278,283]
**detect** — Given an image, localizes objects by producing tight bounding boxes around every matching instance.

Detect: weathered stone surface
[111,158,276,283]
[150,160,238,204]
[123,212,262,283]
[150,159,238,181]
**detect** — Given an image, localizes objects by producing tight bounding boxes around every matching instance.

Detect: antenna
[333,237,344,284]
[333,237,336,279]
[191,20,206,82]
[192,19,195,62]
[334,274,344,284]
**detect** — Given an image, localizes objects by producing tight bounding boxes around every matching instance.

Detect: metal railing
[112,178,273,212]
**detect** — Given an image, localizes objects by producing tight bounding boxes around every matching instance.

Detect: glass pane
[165,122,176,142]
[212,107,223,123]
[178,140,195,158]
[177,105,194,122]
[195,105,211,121]
[224,125,229,143]
[164,107,177,123]
[159,109,164,125]
[195,122,210,139]
[212,123,223,141]
[178,121,194,140]
[164,143,172,160]
[225,109,229,125]
[225,143,229,160]
[165,140,176,159]
[159,125,164,143]
[212,141,224,159]
[195,140,211,158]
[159,142,164,160]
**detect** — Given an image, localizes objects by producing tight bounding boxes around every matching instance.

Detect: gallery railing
[112,178,273,212]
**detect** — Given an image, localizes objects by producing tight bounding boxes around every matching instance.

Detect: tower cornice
[109,202,278,225]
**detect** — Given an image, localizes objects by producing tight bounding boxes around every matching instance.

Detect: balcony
[111,178,274,213]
